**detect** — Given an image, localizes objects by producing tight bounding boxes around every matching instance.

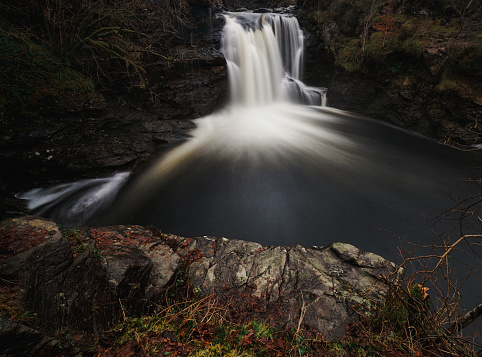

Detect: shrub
[400,36,424,57]
[0,0,193,90]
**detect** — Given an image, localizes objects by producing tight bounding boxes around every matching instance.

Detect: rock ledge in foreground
[0,216,401,355]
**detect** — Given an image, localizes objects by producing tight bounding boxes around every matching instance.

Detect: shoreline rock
[0,215,401,355]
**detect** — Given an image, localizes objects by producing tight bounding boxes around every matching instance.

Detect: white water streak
[17,172,129,224]
[222,16,283,105]
[19,12,332,225]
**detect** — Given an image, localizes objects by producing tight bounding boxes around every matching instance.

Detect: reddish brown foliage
[373,2,397,34]
[0,224,49,260]
[90,226,157,250]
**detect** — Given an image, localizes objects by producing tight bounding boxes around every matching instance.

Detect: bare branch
[450,303,482,332]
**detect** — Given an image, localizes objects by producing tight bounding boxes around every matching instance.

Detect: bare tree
[361,0,384,52]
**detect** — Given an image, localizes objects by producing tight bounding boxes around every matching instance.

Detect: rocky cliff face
[298,3,481,147]
[0,216,401,355]
[1,46,227,178]
[0,38,227,218]
[0,2,229,215]
[304,62,481,145]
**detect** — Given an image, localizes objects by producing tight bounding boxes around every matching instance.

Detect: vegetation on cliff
[91,204,482,357]
[0,0,193,122]
[298,0,481,144]
[300,0,481,90]
[0,23,101,122]
[93,280,480,356]
[1,0,480,143]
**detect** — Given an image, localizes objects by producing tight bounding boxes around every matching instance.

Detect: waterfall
[222,12,327,106]
[16,11,332,229]
[15,10,481,269]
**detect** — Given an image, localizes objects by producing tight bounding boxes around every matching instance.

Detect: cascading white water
[264,14,303,79]
[16,172,129,227]
[222,14,283,105]
[222,12,327,106]
[16,11,331,228]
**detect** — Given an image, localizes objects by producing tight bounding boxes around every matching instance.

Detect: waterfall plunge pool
[15,11,481,309]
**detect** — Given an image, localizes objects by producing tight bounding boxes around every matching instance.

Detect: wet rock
[0,44,227,210]
[0,218,112,336]
[101,245,153,310]
[253,8,273,13]
[1,52,227,214]
[1,107,196,178]
[139,241,180,298]
[30,250,116,335]
[310,68,481,145]
[88,225,180,299]
[0,218,173,348]
[297,10,481,146]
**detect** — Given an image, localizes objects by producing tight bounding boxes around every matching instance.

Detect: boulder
[185,237,399,339]
[0,218,171,352]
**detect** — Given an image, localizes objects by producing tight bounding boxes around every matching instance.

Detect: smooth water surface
[103,104,481,257]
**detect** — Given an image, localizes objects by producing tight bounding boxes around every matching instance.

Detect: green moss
[331,8,480,78]
[434,73,481,102]
[26,66,96,107]
[116,315,174,345]
[428,18,460,38]
[400,37,424,57]
[333,14,428,74]
[336,39,362,72]
[365,28,423,64]
[436,77,461,91]
[62,228,87,256]
[192,344,254,357]
[365,32,389,63]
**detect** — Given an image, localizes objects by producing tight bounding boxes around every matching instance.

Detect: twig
[119,298,127,321]
[295,292,306,340]
[0,49,30,60]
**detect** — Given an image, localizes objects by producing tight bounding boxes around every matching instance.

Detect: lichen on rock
[183,238,400,339]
